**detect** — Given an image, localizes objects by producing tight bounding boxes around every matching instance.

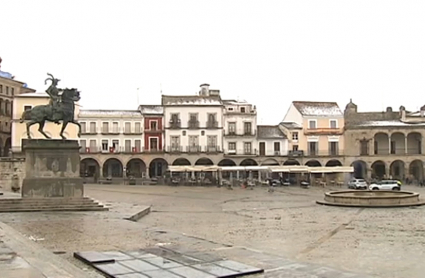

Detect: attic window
[228,107,234,111]
[240,107,246,113]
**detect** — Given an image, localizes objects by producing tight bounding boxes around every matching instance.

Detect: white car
[348,178,368,190]
[369,180,401,191]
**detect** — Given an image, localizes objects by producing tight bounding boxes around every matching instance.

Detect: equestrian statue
[20,73,81,140]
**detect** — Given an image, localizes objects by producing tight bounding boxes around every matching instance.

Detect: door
[259,142,265,156]
[150,137,158,150]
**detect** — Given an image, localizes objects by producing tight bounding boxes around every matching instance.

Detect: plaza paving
[2,184,425,277]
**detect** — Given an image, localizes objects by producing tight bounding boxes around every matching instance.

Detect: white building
[222,99,257,156]
[162,84,223,159]
[257,125,288,160]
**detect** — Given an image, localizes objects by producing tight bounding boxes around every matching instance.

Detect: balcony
[205,146,221,153]
[143,147,163,153]
[188,120,199,129]
[167,146,183,153]
[81,129,98,135]
[258,150,284,156]
[224,149,257,156]
[287,150,344,157]
[101,128,121,135]
[186,145,201,153]
[304,128,343,135]
[123,129,143,135]
[206,120,219,129]
[224,130,256,137]
[169,119,181,129]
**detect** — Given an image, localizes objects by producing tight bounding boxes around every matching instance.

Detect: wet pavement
[1,184,425,277]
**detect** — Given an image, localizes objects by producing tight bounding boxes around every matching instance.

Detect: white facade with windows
[257,125,288,157]
[78,110,144,154]
[222,99,257,155]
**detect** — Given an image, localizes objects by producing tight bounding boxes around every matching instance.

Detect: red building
[139,105,164,152]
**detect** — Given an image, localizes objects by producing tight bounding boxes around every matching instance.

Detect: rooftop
[222,99,249,105]
[79,109,142,118]
[279,122,302,129]
[162,95,222,106]
[293,101,343,116]
[138,105,163,115]
[354,120,425,128]
[257,125,287,139]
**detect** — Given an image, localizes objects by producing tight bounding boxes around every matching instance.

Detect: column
[145,168,150,179]
[405,135,408,154]
[388,136,391,154]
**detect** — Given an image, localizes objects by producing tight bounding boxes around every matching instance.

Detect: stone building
[344,99,425,181]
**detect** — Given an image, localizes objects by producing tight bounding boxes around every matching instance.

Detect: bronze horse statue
[20,74,81,139]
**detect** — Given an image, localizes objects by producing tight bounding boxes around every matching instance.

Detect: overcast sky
[2,0,425,124]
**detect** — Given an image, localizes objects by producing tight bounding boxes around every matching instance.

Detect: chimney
[199,83,210,96]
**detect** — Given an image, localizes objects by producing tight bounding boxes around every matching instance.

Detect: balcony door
[259,142,265,156]
[150,137,158,151]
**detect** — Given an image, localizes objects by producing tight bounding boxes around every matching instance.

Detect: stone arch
[195,158,214,166]
[172,158,191,166]
[149,158,168,178]
[390,132,405,154]
[218,159,236,166]
[261,158,280,166]
[3,137,10,157]
[283,159,300,165]
[305,160,321,167]
[371,160,386,179]
[409,160,423,182]
[80,158,100,177]
[390,160,405,180]
[374,132,389,155]
[126,158,146,178]
[240,158,258,166]
[103,158,124,178]
[407,132,422,154]
[351,160,367,179]
[325,159,342,167]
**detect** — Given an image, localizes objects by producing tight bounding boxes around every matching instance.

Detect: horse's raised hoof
[61,136,67,140]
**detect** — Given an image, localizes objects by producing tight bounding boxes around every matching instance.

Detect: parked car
[369,180,401,191]
[348,178,368,190]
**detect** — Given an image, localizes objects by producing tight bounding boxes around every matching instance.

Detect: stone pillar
[388,136,391,154]
[21,139,83,198]
[405,136,408,154]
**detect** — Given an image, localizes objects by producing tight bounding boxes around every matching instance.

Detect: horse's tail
[19,110,29,123]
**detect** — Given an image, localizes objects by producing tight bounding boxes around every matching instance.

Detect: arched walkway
[283,159,300,165]
[3,137,11,157]
[390,160,405,180]
[371,160,386,179]
[149,158,168,178]
[126,158,146,178]
[409,160,424,181]
[103,158,123,178]
[374,132,389,155]
[0,138,3,157]
[261,158,279,166]
[351,160,367,179]
[80,158,100,177]
[240,158,258,166]
[218,159,236,166]
[195,158,214,166]
[305,160,321,167]
[390,132,405,154]
[325,159,342,167]
[407,132,422,154]
[172,158,191,166]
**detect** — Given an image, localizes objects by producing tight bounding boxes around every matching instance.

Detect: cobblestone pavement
[2,184,425,277]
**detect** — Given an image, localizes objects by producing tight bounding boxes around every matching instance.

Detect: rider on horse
[45,73,62,124]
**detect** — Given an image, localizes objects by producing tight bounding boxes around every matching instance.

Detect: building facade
[256,125,288,166]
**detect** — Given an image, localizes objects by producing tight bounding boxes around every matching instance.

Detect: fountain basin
[317,190,425,208]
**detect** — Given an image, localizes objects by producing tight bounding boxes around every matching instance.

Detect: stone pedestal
[21,139,83,198]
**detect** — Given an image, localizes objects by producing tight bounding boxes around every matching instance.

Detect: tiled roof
[354,120,425,127]
[279,122,302,129]
[222,99,248,105]
[138,105,163,115]
[15,92,49,98]
[79,109,142,118]
[162,95,222,106]
[257,125,287,139]
[293,101,342,116]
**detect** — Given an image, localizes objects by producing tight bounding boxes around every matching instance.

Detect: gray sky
[2,0,425,124]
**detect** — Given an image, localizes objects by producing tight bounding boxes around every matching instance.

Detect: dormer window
[240,107,246,113]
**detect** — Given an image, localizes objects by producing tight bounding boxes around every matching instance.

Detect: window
[5,87,9,95]
[135,122,141,133]
[240,107,246,113]
[112,140,119,150]
[244,142,252,154]
[89,122,96,133]
[329,142,338,155]
[308,142,318,155]
[228,142,236,150]
[189,113,198,122]
[207,113,217,128]
[89,140,96,151]
[374,141,378,155]
[11,88,14,96]
[125,122,131,133]
[125,140,131,152]
[330,120,337,129]
[391,141,396,154]
[274,142,280,152]
[182,130,186,136]
[80,122,86,133]
[24,105,32,111]
[189,135,198,146]
[80,140,86,151]
[150,121,157,130]
[0,85,2,94]
[292,145,299,151]
[102,122,109,133]
[228,122,236,135]
[170,136,180,151]
[207,135,217,146]
[150,138,159,150]
[244,122,252,135]
[101,140,109,151]
[201,130,205,136]
[292,132,298,141]
[308,120,317,129]
[112,122,119,133]
[134,140,141,151]
[170,113,179,122]
[259,142,265,156]
[360,139,368,155]
[228,107,234,111]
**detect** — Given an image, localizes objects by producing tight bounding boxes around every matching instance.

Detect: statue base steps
[0,197,108,212]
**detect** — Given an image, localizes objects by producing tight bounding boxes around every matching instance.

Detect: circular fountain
[317,190,425,208]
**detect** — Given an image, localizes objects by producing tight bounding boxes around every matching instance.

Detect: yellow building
[280,101,345,167]
[11,91,80,154]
